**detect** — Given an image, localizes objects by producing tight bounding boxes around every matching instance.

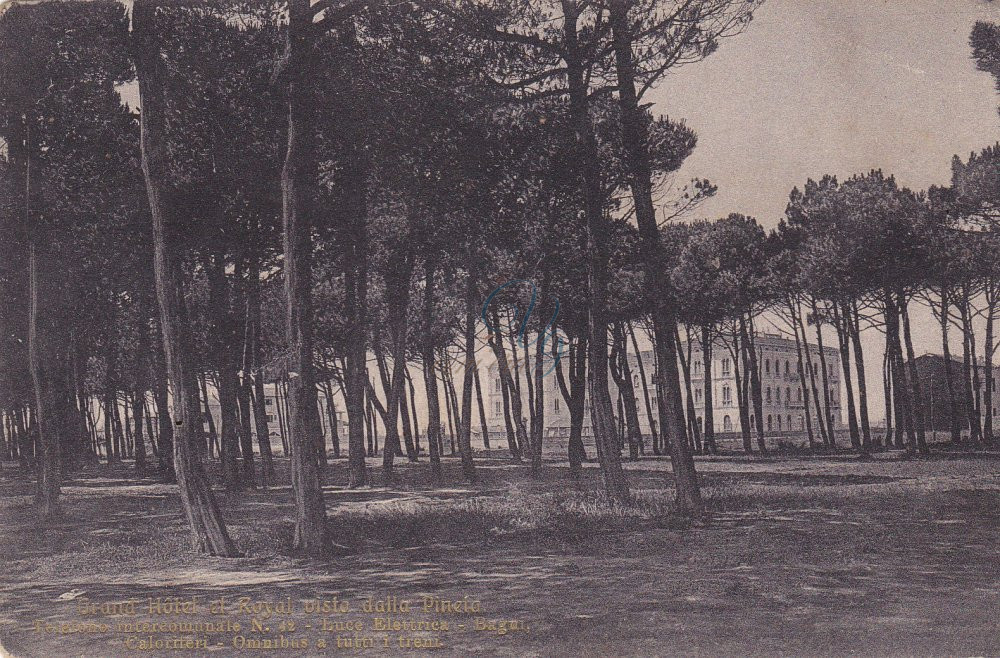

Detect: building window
[787,414,792,430]
[766,387,772,404]
[265,398,273,406]
[722,385,732,406]
[798,415,804,430]
[722,358,731,376]
[785,361,790,375]
[750,414,755,428]
[777,415,782,431]
[767,414,773,431]
[266,414,275,423]
[694,360,702,374]
[797,387,802,402]
[495,400,502,416]
[765,359,770,375]
[786,387,791,406]
[495,378,502,393]
[554,397,561,413]
[695,387,702,403]
[776,387,781,403]
[723,415,732,431]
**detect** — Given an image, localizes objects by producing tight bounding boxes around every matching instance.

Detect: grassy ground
[1,447,999,657]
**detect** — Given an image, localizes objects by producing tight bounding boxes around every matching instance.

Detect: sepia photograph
[0,0,999,655]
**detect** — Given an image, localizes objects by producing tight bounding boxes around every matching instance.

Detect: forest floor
[1,445,999,657]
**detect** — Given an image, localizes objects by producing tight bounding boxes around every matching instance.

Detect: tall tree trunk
[789,299,815,448]
[133,0,237,555]
[609,2,705,510]
[959,291,981,442]
[740,316,766,453]
[677,326,700,453]
[882,348,893,446]
[422,260,442,482]
[28,244,65,518]
[489,309,527,458]
[473,365,490,450]
[812,299,836,444]
[279,0,327,553]
[564,19,629,504]
[848,301,872,450]
[901,298,929,454]
[458,270,478,482]
[832,302,861,450]
[405,366,420,454]
[556,333,587,477]
[150,325,175,482]
[939,287,962,443]
[700,325,717,454]
[983,285,996,442]
[628,322,659,454]
[208,255,242,490]
[610,322,642,460]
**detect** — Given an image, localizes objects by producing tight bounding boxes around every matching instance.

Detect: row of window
[693,413,832,433]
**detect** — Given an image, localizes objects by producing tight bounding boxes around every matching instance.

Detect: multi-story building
[205,382,346,454]
[485,332,842,444]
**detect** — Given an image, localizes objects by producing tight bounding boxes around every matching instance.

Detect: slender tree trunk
[939,288,962,443]
[490,309,527,458]
[812,299,836,444]
[279,0,328,553]
[789,299,816,448]
[901,298,929,454]
[677,326,700,453]
[422,260,442,482]
[832,302,861,449]
[458,271,478,482]
[741,316,766,453]
[150,325,175,482]
[473,365,490,450]
[883,348,893,446]
[984,286,996,442]
[406,366,421,454]
[700,325,717,454]
[208,256,243,490]
[849,302,872,449]
[628,322,659,454]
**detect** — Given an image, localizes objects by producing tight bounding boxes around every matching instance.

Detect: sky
[650,0,1000,226]
[642,0,1000,426]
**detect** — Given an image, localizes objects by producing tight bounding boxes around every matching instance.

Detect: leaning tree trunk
[473,366,490,450]
[134,0,237,556]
